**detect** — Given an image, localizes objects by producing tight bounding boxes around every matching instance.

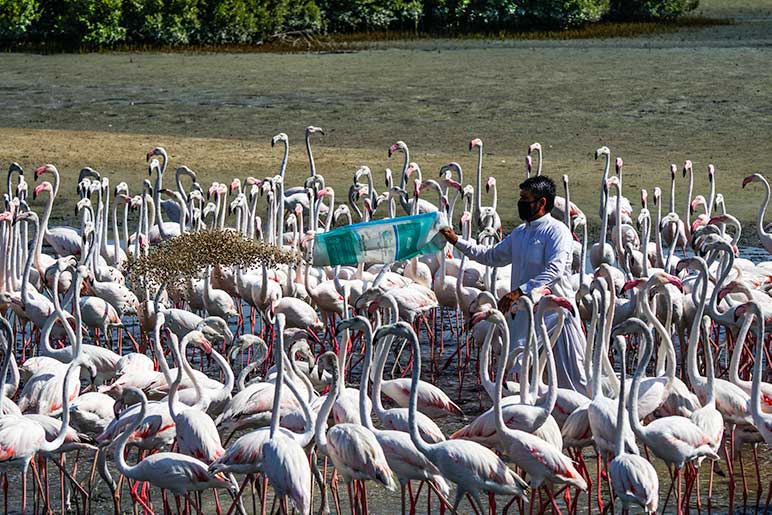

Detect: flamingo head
[316,186,331,201]
[35,164,57,180]
[615,157,623,174]
[0,211,12,223]
[485,176,496,192]
[33,181,53,200]
[188,331,213,354]
[708,164,715,180]
[469,309,492,327]
[445,178,462,191]
[742,174,761,188]
[469,138,482,151]
[336,315,369,337]
[623,278,646,291]
[363,198,374,216]
[229,178,241,193]
[528,142,541,155]
[708,214,729,225]
[653,186,662,200]
[651,271,683,291]
[542,295,573,312]
[595,146,610,160]
[271,132,288,147]
[670,163,677,178]
[640,188,648,208]
[530,286,552,302]
[734,301,763,322]
[207,183,219,199]
[691,215,708,233]
[675,256,699,274]
[682,160,693,178]
[305,126,324,137]
[145,146,166,162]
[388,141,405,158]
[690,194,707,214]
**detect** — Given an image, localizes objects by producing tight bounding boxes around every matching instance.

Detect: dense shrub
[0,0,703,47]
[36,0,126,45]
[318,0,421,32]
[461,0,608,30]
[0,0,39,40]
[122,0,200,45]
[194,0,320,44]
[609,0,698,20]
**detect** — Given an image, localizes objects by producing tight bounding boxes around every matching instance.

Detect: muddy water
[4,246,770,514]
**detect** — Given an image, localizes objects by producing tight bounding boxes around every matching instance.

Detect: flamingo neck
[358,325,377,433]
[613,336,628,456]
[406,329,431,456]
[114,391,145,477]
[757,176,771,239]
[493,317,512,438]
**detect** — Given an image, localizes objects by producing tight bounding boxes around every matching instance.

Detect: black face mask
[517,199,540,221]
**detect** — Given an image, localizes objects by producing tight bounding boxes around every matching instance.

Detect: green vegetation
[0,0,702,49]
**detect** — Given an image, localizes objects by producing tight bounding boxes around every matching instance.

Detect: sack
[312,212,449,266]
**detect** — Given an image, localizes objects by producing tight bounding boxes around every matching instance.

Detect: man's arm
[518,225,572,295]
[440,227,513,268]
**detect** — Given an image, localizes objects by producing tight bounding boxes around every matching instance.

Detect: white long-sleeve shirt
[455,213,575,298]
[454,213,586,393]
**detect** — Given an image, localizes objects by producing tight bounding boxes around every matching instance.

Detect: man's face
[518,189,547,221]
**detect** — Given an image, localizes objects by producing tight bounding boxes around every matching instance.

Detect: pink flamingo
[113,387,237,512]
[486,305,587,506]
[389,321,528,512]
[608,325,659,514]
[625,318,718,515]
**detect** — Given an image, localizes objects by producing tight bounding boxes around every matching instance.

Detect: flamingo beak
[742,175,755,188]
[199,337,213,354]
[34,165,48,179]
[623,279,644,291]
[667,275,683,291]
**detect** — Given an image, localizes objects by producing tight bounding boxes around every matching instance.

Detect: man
[439,175,587,393]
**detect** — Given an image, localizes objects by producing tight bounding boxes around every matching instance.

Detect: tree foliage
[609,0,698,20]
[0,0,700,47]
[0,0,39,40]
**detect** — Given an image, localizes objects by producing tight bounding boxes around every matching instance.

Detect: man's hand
[497,289,523,314]
[439,227,459,245]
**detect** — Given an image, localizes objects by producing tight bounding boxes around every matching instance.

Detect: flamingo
[112,387,237,510]
[260,313,313,515]
[313,350,396,513]
[487,306,587,497]
[340,315,451,514]
[387,321,529,512]
[622,318,719,515]
[608,328,660,514]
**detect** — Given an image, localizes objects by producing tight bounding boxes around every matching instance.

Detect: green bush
[122,0,200,45]
[609,0,698,20]
[318,0,420,32]
[37,0,126,45]
[461,0,607,30]
[196,0,320,44]
[0,0,39,40]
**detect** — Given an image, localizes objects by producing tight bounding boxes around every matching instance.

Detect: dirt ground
[0,0,770,241]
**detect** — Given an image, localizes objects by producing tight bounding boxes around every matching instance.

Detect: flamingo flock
[0,128,771,515]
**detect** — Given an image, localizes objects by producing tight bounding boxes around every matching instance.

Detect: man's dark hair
[519,175,556,212]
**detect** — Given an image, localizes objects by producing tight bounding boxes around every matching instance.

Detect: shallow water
[4,245,771,514]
